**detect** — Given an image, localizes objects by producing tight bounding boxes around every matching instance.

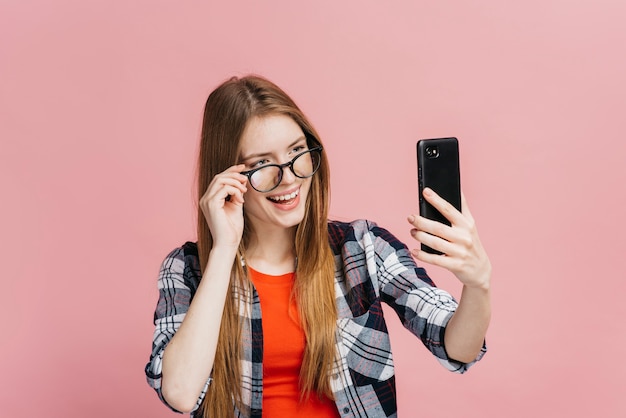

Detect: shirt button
[333,373,339,380]
[342,407,350,414]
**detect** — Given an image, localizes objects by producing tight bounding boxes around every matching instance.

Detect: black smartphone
[416,137,462,254]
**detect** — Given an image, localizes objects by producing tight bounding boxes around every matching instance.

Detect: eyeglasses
[240,146,323,193]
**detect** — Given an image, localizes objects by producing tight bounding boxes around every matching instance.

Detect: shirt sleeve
[144,247,209,413]
[367,221,487,373]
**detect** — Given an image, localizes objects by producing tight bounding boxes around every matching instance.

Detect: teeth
[269,190,299,201]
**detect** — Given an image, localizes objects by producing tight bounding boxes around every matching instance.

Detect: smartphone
[416,137,461,254]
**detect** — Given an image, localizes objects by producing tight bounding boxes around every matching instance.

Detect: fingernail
[424,188,432,197]
[407,215,415,223]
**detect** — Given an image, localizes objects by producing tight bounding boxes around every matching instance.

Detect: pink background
[2,1,625,416]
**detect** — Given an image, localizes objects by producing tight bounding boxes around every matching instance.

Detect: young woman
[145,75,491,418]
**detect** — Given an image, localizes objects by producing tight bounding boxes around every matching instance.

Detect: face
[238,114,314,234]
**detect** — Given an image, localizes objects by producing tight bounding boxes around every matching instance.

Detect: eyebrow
[239,136,307,162]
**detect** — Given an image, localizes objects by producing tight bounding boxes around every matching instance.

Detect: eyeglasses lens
[292,150,315,177]
[248,167,277,192]
[249,149,321,192]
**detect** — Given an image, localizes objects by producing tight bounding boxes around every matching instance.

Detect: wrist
[209,244,240,259]
[468,261,492,291]
[462,273,491,295]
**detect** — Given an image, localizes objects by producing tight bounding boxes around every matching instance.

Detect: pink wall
[2,1,625,416]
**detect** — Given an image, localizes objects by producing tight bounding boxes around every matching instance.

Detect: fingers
[461,191,475,223]
[409,222,472,258]
[410,228,450,255]
[200,165,248,209]
[214,178,247,204]
[411,246,456,269]
[407,190,490,288]
[408,219,482,284]
[406,189,477,257]
[422,188,464,226]
[408,214,462,247]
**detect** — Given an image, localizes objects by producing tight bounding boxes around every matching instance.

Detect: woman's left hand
[408,188,491,290]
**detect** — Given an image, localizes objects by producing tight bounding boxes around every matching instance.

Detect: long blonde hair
[196,75,336,417]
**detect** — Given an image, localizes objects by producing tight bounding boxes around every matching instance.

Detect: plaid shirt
[145,219,486,417]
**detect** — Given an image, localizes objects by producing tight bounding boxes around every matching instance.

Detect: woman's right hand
[199,164,248,248]
[162,165,248,412]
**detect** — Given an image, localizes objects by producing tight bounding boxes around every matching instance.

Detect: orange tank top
[248,266,340,418]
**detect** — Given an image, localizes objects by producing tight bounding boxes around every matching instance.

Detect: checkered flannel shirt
[145,219,486,417]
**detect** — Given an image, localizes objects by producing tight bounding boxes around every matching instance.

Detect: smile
[267,188,299,203]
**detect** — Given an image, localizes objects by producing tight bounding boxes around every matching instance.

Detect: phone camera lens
[426,146,439,158]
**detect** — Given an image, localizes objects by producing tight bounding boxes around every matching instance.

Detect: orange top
[248,266,340,418]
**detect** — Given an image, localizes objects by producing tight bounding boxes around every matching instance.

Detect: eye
[291,145,306,154]
[250,159,270,169]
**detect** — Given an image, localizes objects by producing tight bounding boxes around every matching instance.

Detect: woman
[145,75,491,418]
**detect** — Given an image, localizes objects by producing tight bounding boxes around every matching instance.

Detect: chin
[274,209,306,229]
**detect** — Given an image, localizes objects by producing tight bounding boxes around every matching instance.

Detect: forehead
[239,114,304,154]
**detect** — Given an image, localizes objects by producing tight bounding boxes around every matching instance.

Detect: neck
[245,227,297,275]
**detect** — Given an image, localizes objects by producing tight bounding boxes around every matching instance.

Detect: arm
[356,220,475,371]
[408,188,491,363]
[443,284,490,363]
[160,246,237,412]
[160,165,248,412]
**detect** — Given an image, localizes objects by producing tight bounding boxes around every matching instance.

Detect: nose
[279,163,297,185]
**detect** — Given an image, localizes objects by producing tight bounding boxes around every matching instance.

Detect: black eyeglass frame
[240,145,323,193]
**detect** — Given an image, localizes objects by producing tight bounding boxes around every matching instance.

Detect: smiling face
[238,114,314,236]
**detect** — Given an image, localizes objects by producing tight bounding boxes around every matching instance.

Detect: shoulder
[167,241,198,257]
[328,218,374,242]
[158,241,201,290]
[160,241,199,267]
[328,219,403,249]
[181,241,199,259]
